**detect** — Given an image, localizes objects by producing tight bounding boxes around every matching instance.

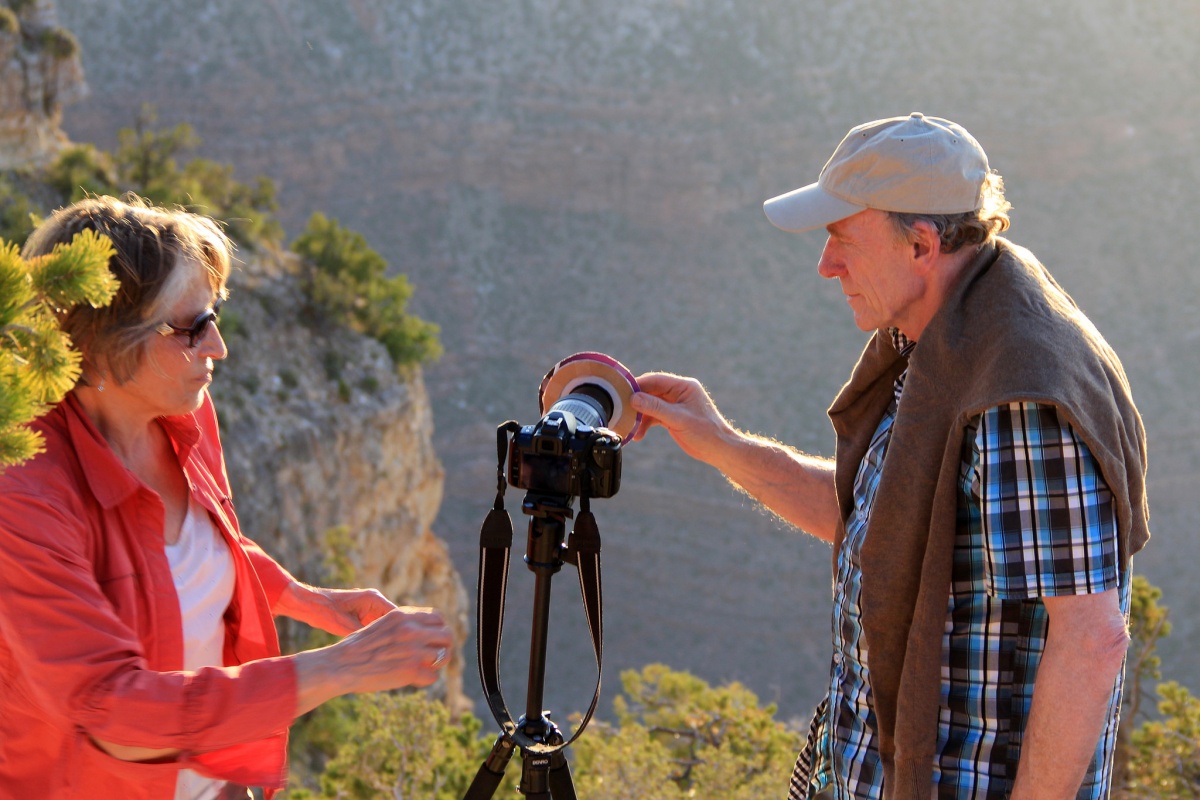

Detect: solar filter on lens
[538,352,641,440]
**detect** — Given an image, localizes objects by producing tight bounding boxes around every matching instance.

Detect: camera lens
[548,383,613,429]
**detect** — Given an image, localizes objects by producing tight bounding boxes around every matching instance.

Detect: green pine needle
[0,362,48,470]
[21,327,82,404]
[28,229,119,310]
[0,425,45,470]
[0,230,117,468]
[0,243,35,328]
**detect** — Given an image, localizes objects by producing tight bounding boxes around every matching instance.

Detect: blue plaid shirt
[790,334,1128,800]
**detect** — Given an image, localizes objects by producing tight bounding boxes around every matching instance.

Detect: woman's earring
[96,375,105,392]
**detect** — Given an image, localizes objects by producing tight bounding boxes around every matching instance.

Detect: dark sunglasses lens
[187,311,217,347]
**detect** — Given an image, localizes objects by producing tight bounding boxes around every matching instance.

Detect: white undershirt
[165,499,236,800]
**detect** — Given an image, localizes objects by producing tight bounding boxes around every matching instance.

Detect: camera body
[508,408,622,500]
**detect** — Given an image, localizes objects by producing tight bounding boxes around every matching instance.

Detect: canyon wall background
[52,0,1200,724]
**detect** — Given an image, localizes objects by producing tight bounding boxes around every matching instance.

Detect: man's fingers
[630,390,660,414]
[629,414,657,442]
[634,371,692,398]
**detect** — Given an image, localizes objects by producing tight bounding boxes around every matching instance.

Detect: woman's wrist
[274,581,323,623]
[291,642,347,717]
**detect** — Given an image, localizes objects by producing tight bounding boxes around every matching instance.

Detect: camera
[469,352,638,800]
[507,383,622,500]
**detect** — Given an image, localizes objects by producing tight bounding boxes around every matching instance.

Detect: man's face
[817,209,925,336]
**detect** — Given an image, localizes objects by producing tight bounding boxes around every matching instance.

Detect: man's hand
[630,372,737,464]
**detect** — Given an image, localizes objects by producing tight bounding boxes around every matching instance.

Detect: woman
[0,197,453,799]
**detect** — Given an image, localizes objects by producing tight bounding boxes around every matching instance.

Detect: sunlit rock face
[0,0,85,168]
[210,249,470,714]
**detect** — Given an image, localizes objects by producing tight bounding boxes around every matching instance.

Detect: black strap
[476,423,604,754]
[566,501,604,737]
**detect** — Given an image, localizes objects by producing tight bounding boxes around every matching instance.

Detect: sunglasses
[156,300,222,348]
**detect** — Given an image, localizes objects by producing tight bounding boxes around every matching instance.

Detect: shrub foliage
[282,575,1200,799]
[573,664,801,799]
[0,229,117,468]
[1114,577,1200,799]
[0,106,440,397]
[286,664,799,799]
[291,212,441,368]
[4,105,281,248]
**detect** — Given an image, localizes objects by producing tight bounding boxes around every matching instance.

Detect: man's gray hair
[889,172,1012,253]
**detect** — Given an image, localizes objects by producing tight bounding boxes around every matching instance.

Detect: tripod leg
[547,749,578,800]
[462,732,516,800]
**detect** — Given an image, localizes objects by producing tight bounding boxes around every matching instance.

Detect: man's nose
[817,240,842,279]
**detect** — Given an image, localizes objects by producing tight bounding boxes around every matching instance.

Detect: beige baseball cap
[763,112,991,233]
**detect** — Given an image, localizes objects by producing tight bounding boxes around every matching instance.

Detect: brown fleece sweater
[826,238,1150,799]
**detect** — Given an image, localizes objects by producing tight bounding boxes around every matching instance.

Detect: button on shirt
[790,331,1127,800]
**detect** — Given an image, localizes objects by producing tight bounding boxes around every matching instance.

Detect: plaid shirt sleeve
[970,401,1120,599]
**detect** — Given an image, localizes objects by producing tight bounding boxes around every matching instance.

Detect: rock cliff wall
[0,0,85,167]
[209,248,469,714]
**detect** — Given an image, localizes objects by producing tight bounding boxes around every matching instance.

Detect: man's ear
[908,219,942,274]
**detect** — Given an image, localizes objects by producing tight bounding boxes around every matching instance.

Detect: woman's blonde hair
[22,195,232,383]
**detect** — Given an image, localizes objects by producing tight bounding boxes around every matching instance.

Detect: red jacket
[0,392,299,798]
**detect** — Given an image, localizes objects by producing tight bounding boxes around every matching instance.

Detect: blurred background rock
[49,0,1200,724]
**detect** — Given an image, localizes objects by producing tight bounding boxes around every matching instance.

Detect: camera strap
[476,422,605,755]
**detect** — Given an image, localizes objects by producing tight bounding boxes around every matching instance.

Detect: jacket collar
[61,392,202,509]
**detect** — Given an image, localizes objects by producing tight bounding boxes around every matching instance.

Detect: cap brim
[763,183,865,233]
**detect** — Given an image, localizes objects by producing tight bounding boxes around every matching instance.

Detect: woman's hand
[275,582,398,636]
[293,606,454,715]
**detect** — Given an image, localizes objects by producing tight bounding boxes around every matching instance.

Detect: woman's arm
[93,605,452,761]
[272,582,398,636]
[0,492,450,762]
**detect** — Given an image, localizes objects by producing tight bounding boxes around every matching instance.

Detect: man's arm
[1010,588,1129,799]
[972,401,1129,798]
[631,372,840,542]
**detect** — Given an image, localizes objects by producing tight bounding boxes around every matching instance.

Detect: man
[629,113,1149,800]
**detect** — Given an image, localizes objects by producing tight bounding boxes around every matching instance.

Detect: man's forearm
[709,428,839,542]
[629,373,840,541]
[1011,590,1129,799]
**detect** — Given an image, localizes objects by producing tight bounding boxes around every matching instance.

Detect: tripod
[464,490,603,800]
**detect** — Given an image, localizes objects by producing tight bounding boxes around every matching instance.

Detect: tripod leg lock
[463,732,517,800]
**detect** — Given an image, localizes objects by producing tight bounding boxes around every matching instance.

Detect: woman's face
[112,262,228,420]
